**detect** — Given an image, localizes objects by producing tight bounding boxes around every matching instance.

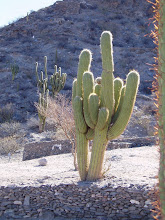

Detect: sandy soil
[0,146,159,188]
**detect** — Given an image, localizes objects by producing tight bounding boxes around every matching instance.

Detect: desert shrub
[0,103,14,122]
[36,94,77,170]
[0,121,22,138]
[0,136,20,155]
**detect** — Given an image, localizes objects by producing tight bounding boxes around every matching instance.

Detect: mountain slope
[0,0,155,121]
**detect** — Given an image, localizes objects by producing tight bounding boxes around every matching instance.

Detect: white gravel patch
[0,146,159,188]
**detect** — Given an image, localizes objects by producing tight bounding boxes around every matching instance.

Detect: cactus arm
[100,31,114,122]
[89,93,100,125]
[72,79,77,100]
[111,86,126,124]
[73,96,88,134]
[62,73,67,87]
[58,67,61,77]
[94,84,102,98]
[83,72,95,128]
[54,65,57,74]
[76,49,92,97]
[114,78,123,112]
[44,56,48,79]
[107,71,140,140]
[96,107,109,131]
[86,128,94,140]
[35,62,40,83]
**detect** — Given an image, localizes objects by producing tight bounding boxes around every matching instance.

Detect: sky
[0,0,60,27]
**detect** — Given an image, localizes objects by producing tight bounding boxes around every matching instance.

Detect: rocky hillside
[0,0,155,122]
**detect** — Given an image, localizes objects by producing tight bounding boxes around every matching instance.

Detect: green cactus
[50,65,67,97]
[35,56,67,132]
[36,56,67,97]
[72,31,140,181]
[35,56,48,94]
[11,62,19,81]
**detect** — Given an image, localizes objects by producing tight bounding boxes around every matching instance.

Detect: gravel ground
[0,146,159,189]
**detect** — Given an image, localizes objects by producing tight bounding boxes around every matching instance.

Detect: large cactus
[72,31,140,181]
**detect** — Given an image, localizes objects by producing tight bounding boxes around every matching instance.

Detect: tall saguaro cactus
[72,31,140,181]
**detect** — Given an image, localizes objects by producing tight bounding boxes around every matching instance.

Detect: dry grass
[0,121,25,156]
[0,136,21,155]
[0,121,22,137]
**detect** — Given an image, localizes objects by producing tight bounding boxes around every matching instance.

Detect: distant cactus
[35,56,48,94]
[11,62,19,81]
[50,65,67,97]
[36,56,67,97]
[35,56,67,132]
[72,31,140,181]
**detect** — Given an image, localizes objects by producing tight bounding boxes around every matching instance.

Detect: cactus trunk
[76,131,89,181]
[87,127,108,180]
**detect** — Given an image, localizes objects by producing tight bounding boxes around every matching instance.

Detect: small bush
[0,136,20,155]
[36,94,78,170]
[0,121,22,138]
[0,103,14,122]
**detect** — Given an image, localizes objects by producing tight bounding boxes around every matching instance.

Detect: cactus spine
[72,31,140,181]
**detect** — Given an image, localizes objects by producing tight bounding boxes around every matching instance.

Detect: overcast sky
[0,0,61,27]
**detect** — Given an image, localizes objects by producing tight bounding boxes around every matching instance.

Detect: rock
[130,199,140,205]
[38,158,47,166]
[23,195,30,206]
[14,201,22,205]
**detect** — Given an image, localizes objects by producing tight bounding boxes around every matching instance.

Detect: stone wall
[23,136,156,161]
[0,184,157,219]
[23,140,72,161]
